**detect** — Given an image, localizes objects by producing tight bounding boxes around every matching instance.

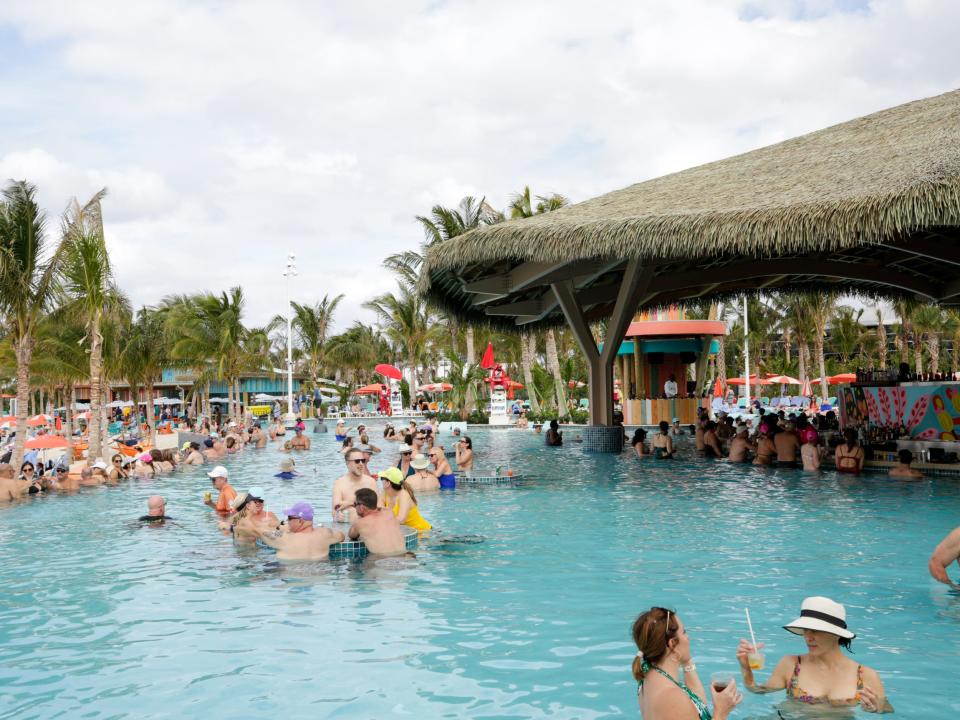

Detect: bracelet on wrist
[682,662,697,673]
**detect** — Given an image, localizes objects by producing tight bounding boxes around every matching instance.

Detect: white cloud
[0,0,958,331]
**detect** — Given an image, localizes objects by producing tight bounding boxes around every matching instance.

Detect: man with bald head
[139,495,173,524]
[0,463,26,501]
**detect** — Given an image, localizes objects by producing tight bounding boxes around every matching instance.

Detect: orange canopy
[25,435,69,449]
[355,383,387,396]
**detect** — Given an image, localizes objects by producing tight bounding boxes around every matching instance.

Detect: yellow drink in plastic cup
[204,491,212,503]
[748,652,765,670]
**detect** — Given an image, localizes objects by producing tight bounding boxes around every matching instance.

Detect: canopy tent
[419,88,960,435]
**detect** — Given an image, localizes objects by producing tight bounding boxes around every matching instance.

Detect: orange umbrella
[712,377,724,397]
[418,382,453,392]
[25,435,69,449]
[828,373,857,384]
[355,383,387,396]
[727,376,772,385]
[766,374,801,385]
[27,414,52,427]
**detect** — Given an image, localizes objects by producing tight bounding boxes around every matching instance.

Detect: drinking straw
[745,608,759,652]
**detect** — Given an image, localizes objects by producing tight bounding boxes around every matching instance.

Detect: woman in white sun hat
[736,596,890,713]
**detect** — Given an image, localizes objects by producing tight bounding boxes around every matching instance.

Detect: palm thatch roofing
[420,88,960,330]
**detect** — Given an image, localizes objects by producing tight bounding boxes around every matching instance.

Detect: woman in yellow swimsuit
[736,596,890,713]
[377,467,431,532]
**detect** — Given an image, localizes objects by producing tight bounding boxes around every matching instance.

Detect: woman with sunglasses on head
[633,607,740,719]
[736,596,889,713]
[109,453,130,482]
[224,487,278,540]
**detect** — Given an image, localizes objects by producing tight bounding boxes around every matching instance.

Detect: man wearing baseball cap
[253,502,344,561]
[203,465,237,514]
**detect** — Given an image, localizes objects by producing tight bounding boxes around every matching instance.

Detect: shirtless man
[727,427,753,463]
[249,425,268,449]
[182,442,205,465]
[289,426,311,450]
[929,525,960,585]
[694,413,708,453]
[889,449,924,480]
[205,435,226,460]
[0,463,25,501]
[348,488,407,556]
[139,495,173,524]
[254,502,344,561]
[773,422,801,468]
[331,449,378,522]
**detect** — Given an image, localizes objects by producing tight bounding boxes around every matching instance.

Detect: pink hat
[138,452,153,463]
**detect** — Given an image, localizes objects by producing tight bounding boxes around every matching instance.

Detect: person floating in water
[888,449,923,480]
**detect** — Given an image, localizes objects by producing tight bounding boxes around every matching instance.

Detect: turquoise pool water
[1,428,958,718]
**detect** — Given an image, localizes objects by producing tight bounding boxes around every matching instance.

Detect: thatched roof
[420,88,960,330]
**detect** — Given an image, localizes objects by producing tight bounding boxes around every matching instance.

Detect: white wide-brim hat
[784,596,856,639]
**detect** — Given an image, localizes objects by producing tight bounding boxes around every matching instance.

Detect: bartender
[663,374,678,398]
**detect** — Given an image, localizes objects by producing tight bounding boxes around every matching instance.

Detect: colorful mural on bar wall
[838,385,960,440]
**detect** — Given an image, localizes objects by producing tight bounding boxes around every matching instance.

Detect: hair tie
[636,650,644,660]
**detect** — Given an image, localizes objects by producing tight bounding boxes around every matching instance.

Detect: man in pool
[929,526,960,585]
[0,463,25,501]
[249,424,268,448]
[888,449,923,479]
[727,426,753,463]
[255,502,344,561]
[139,495,173,523]
[204,466,237,514]
[182,442,205,465]
[289,426,311,450]
[347,488,406,556]
[332,449,378,522]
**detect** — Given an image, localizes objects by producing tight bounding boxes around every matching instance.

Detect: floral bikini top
[788,655,862,705]
[638,666,711,720]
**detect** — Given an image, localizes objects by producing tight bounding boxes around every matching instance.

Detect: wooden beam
[466,260,586,305]
[551,280,598,361]
[878,236,960,267]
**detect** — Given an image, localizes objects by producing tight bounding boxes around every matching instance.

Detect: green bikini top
[638,665,712,720]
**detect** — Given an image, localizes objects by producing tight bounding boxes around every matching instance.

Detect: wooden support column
[633,342,644,397]
[553,259,654,426]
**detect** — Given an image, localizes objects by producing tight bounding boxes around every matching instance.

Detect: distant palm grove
[2,179,957,465]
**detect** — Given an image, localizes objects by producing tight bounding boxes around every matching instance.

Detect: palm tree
[912,305,948,374]
[326,322,392,387]
[891,299,918,371]
[509,186,570,412]
[806,294,835,400]
[874,306,888,370]
[829,306,866,367]
[0,181,68,468]
[60,190,131,460]
[285,294,344,385]
[520,330,541,414]
[414,196,502,368]
[120,308,167,442]
[364,286,440,396]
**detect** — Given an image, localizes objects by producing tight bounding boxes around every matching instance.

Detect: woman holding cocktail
[632,606,741,719]
[736,596,890,713]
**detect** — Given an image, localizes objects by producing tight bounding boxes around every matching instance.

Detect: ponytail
[631,607,678,682]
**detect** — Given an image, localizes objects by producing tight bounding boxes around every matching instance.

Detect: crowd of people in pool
[627,409,924,478]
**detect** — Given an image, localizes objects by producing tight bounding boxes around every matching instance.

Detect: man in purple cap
[253,502,343,561]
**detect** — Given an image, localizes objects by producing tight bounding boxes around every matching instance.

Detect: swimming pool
[1,428,958,718]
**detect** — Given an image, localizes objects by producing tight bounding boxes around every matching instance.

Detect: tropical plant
[285,294,344,384]
[0,181,68,468]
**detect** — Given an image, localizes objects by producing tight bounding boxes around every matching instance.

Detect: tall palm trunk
[226,382,234,423]
[545,329,568,416]
[465,328,476,365]
[521,330,541,414]
[145,382,156,443]
[913,332,923,375]
[234,379,242,419]
[928,332,940,373]
[64,385,75,450]
[12,339,33,469]
[408,355,419,405]
[797,339,808,385]
[100,385,110,455]
[876,321,887,369]
[814,332,828,400]
[953,328,960,376]
[87,311,104,461]
[783,328,792,365]
[204,380,211,419]
[716,335,727,389]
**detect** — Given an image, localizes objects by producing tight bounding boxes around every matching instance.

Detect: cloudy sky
[1,0,957,330]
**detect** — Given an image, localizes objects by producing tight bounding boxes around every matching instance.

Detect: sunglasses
[113,459,122,463]
[350,459,365,464]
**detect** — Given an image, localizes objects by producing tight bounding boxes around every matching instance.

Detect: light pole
[283,253,297,424]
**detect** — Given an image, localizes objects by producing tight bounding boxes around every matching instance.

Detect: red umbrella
[25,435,69,449]
[480,343,496,370]
[567,380,586,389]
[418,382,452,393]
[355,383,387,396]
[727,376,772,386]
[374,363,402,381]
[828,373,857,384]
[506,380,524,390]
